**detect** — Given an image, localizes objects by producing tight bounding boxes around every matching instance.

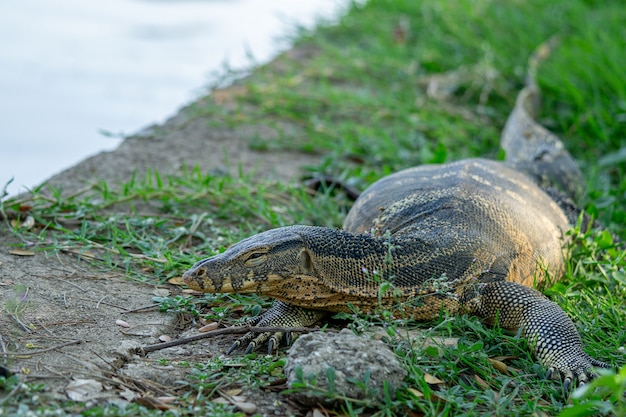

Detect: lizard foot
[544,351,612,391]
[225,301,325,355]
[467,281,611,390]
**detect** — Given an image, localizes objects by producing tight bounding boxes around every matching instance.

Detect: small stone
[284,329,406,407]
[115,319,130,328]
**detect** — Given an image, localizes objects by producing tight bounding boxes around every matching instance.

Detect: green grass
[1,0,625,415]
[1,168,347,283]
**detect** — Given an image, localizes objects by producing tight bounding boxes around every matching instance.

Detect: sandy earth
[0,48,322,415]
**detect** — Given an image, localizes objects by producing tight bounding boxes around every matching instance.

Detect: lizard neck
[294,225,484,295]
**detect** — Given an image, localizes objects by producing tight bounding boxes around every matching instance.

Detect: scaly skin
[182,41,614,388]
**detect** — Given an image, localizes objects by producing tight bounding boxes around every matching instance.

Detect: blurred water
[0,0,348,196]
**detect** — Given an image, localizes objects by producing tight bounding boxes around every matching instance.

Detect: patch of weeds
[161,292,272,325]
[287,365,407,417]
[194,0,626,242]
[287,365,380,413]
[2,284,30,324]
[0,377,80,417]
[394,328,565,416]
[189,354,285,395]
[3,167,345,285]
[154,294,206,317]
[0,375,244,417]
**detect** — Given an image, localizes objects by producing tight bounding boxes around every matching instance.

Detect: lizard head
[182,226,319,294]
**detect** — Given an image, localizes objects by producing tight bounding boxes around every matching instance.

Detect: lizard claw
[244,331,274,354]
[223,301,325,354]
[542,349,609,391]
[267,332,284,354]
[226,329,280,355]
[242,331,283,354]
[244,341,256,355]
[227,340,241,355]
[563,375,572,393]
[545,367,553,381]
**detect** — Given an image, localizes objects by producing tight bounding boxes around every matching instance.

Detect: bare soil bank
[0,47,320,415]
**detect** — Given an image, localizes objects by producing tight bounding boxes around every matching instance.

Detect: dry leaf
[135,395,173,410]
[213,397,229,405]
[229,305,247,313]
[230,395,248,402]
[223,388,242,397]
[9,249,35,256]
[199,322,219,332]
[119,388,138,401]
[156,396,177,404]
[10,216,34,229]
[233,401,257,414]
[167,276,185,285]
[214,394,256,412]
[473,374,490,390]
[408,387,424,398]
[312,409,329,417]
[424,373,444,385]
[65,379,103,401]
[21,215,35,229]
[487,358,509,374]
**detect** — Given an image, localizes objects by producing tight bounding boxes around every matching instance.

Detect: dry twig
[134,325,334,355]
[4,340,83,358]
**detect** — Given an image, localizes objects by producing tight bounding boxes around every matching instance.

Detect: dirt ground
[0,48,321,415]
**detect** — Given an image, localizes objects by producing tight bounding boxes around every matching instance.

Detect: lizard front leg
[464,281,611,389]
[227,301,326,355]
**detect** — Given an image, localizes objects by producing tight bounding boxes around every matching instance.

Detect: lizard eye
[244,251,267,267]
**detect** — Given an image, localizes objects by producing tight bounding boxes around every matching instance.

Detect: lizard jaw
[182,267,283,294]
